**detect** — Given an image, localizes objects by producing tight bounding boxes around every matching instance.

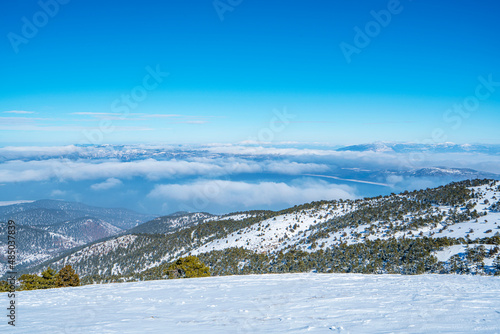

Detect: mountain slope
[45,217,123,244]
[0,200,156,277]
[127,212,214,234]
[336,142,500,154]
[0,199,154,229]
[26,179,500,282]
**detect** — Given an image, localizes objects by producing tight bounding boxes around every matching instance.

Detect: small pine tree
[19,274,43,290]
[19,266,78,290]
[39,267,57,289]
[0,280,10,293]
[494,256,500,271]
[56,265,80,287]
[167,256,210,279]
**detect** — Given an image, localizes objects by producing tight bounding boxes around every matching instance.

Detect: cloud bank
[91,178,123,191]
[148,179,357,210]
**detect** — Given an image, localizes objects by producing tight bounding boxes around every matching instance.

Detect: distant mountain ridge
[401,167,499,178]
[0,199,154,229]
[337,142,500,154]
[0,200,156,275]
[44,217,123,244]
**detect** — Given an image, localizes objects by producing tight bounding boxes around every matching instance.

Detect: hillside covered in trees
[13,179,500,284]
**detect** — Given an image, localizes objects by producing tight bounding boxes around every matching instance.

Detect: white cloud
[0,125,153,132]
[2,110,36,114]
[91,178,123,191]
[386,175,404,185]
[0,145,80,159]
[265,161,329,174]
[50,190,67,197]
[0,145,499,186]
[71,112,117,116]
[0,200,35,206]
[141,114,183,118]
[148,179,356,209]
[0,158,330,183]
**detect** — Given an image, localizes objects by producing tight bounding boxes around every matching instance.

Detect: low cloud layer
[148,179,357,210]
[91,178,123,191]
[1,144,499,214]
[0,159,329,183]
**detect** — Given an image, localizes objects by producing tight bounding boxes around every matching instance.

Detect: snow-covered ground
[50,235,138,273]
[189,181,500,256]
[2,273,499,333]
[191,203,355,255]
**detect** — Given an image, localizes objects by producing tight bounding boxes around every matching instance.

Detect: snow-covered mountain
[44,217,123,244]
[0,199,154,229]
[26,179,500,282]
[401,167,498,178]
[127,212,214,234]
[337,142,500,154]
[0,200,155,277]
[192,180,500,261]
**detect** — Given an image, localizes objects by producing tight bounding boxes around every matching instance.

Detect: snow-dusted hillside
[128,212,214,234]
[45,217,123,244]
[0,200,155,278]
[1,273,499,333]
[49,235,138,276]
[22,179,500,280]
[192,203,356,254]
[191,181,500,263]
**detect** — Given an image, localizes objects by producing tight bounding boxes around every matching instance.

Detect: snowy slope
[127,212,213,234]
[1,273,499,333]
[46,217,123,244]
[191,181,500,257]
[192,203,355,255]
[23,179,500,279]
[49,235,138,275]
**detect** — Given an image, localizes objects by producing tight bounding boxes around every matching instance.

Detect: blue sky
[1,0,499,146]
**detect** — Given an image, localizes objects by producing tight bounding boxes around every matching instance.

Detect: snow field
[1,273,499,333]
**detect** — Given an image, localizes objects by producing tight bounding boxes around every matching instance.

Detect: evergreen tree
[56,265,80,287]
[493,256,500,271]
[167,256,210,279]
[0,280,10,292]
[19,274,36,290]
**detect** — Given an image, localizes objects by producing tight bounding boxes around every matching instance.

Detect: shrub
[56,265,80,287]
[167,256,210,279]
[19,266,79,290]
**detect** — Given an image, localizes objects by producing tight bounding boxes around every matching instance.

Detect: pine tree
[39,267,57,289]
[493,256,500,272]
[167,256,210,279]
[56,265,80,287]
[0,280,10,292]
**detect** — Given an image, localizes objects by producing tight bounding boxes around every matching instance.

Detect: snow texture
[2,273,500,333]
[191,181,500,257]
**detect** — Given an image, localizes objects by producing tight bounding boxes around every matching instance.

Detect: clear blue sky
[1,0,499,145]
